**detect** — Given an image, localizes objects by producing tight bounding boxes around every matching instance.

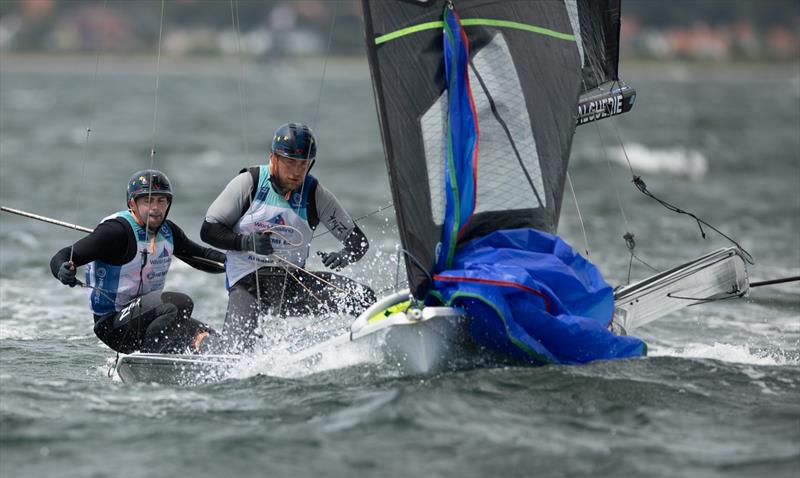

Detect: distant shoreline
[0,52,370,75]
[1,52,797,79]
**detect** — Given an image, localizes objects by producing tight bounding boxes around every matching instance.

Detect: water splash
[650,341,796,366]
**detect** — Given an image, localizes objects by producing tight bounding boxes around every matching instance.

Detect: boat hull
[115,353,239,385]
[350,290,474,374]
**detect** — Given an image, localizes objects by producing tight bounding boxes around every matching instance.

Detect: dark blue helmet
[126,169,173,203]
[271,122,316,160]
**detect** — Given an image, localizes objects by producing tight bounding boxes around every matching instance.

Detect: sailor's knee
[155,302,179,320]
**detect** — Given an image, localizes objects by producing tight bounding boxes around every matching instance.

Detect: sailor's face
[131,194,170,230]
[272,153,310,191]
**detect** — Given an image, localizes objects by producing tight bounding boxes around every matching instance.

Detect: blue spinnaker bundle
[428,6,645,364]
[430,228,647,365]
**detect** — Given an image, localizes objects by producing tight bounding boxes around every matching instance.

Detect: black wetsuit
[50,217,226,354]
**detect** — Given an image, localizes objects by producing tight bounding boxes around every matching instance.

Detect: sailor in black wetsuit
[201,122,375,353]
[50,170,226,354]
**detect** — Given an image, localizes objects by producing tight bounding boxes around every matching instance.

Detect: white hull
[115,353,240,385]
[359,311,473,374]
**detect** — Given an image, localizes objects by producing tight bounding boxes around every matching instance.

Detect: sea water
[1,57,798,477]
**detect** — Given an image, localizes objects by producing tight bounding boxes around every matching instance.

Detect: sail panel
[424,32,548,225]
[576,0,622,90]
[565,0,585,68]
[363,0,585,297]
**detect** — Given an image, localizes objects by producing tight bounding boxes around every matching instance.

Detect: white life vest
[225,167,315,288]
[86,211,174,315]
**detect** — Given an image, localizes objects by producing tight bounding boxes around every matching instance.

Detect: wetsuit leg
[222,271,292,353]
[94,291,213,354]
[161,291,193,319]
[222,282,261,353]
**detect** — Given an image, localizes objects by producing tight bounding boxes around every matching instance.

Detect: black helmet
[271,122,316,160]
[126,169,173,203]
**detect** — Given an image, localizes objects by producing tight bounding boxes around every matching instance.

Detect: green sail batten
[375,18,576,45]
[375,20,443,45]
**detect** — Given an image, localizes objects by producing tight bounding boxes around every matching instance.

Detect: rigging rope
[750,276,800,288]
[582,80,642,284]
[565,172,590,257]
[605,82,755,265]
[592,117,656,284]
[230,0,250,157]
[228,0,265,318]
[116,0,167,354]
[69,0,108,265]
[629,174,754,265]
[311,201,394,239]
[310,0,339,131]
[468,60,545,208]
[143,0,166,237]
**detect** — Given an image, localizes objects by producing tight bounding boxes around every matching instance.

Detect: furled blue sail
[431,229,646,364]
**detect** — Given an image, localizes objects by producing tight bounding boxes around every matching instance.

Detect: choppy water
[1,56,798,477]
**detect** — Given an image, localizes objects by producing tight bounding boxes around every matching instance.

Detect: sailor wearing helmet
[202,123,375,353]
[50,170,226,354]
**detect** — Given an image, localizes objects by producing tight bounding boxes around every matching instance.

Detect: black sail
[362,0,626,297]
[573,0,636,125]
[574,0,621,90]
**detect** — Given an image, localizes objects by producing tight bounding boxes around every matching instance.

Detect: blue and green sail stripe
[436,5,478,272]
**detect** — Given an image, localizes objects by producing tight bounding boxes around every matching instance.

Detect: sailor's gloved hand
[240,232,273,255]
[317,250,350,271]
[57,261,78,287]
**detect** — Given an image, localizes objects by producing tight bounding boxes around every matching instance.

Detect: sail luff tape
[374,19,576,45]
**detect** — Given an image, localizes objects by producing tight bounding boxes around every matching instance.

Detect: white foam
[226,331,379,379]
[650,342,795,366]
[0,278,90,340]
[609,143,708,181]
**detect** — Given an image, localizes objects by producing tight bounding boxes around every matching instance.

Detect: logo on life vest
[290,192,304,208]
[268,214,286,226]
[146,270,168,280]
[254,214,303,248]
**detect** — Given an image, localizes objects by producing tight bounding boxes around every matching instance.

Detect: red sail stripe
[433,274,552,312]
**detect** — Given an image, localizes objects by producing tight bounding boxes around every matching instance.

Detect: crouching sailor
[49,169,225,355]
[201,122,376,353]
